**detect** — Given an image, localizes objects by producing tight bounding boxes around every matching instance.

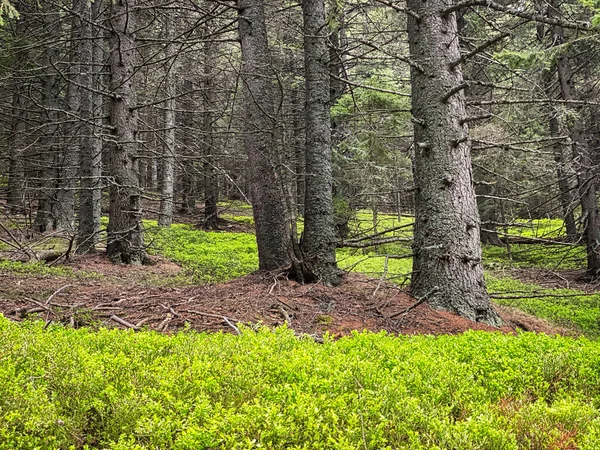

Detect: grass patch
[487,276,600,336]
[145,223,259,284]
[0,260,86,278]
[483,244,586,271]
[2,319,600,449]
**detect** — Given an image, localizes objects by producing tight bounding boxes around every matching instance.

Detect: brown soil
[0,253,574,337]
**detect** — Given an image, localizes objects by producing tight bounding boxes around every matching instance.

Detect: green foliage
[0,260,79,278]
[487,276,600,335]
[145,223,259,284]
[0,0,18,26]
[483,244,586,271]
[2,319,600,449]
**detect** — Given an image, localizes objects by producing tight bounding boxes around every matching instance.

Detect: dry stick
[45,284,72,305]
[372,256,390,298]
[157,314,172,332]
[185,309,241,335]
[135,317,151,328]
[276,304,292,324]
[110,315,139,330]
[390,286,439,319]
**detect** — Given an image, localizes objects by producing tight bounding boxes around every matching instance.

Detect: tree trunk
[55,0,83,232]
[407,0,501,325]
[238,0,292,271]
[180,79,196,214]
[33,1,61,233]
[300,0,340,286]
[535,3,578,241]
[77,0,103,253]
[158,16,176,228]
[7,16,26,214]
[106,0,146,264]
[550,1,600,275]
[202,28,219,229]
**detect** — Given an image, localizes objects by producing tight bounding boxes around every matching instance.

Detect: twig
[275,304,292,324]
[184,309,241,334]
[110,314,139,330]
[157,314,173,332]
[390,286,438,318]
[372,256,389,298]
[45,284,72,305]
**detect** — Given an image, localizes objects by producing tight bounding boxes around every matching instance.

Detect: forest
[0,0,600,448]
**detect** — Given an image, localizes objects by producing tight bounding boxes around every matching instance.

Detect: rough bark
[158,16,176,228]
[238,0,292,271]
[106,0,146,264]
[33,1,61,233]
[407,0,501,325]
[55,0,83,232]
[202,29,219,229]
[300,0,340,286]
[535,3,578,241]
[76,0,103,253]
[550,0,600,275]
[7,17,26,214]
[180,79,197,214]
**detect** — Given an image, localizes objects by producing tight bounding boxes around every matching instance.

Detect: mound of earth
[0,253,573,337]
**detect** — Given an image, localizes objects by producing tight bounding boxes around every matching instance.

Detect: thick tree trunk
[238,0,292,271]
[300,0,340,286]
[158,17,176,228]
[77,0,103,253]
[407,0,501,325]
[202,31,219,229]
[106,0,146,264]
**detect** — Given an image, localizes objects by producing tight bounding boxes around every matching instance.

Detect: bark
[55,0,83,232]
[238,0,292,271]
[300,0,340,285]
[7,17,26,214]
[158,16,176,228]
[77,0,103,253]
[202,29,219,229]
[535,2,578,241]
[106,0,146,264]
[33,2,61,233]
[407,0,501,325]
[550,0,600,275]
[180,79,196,214]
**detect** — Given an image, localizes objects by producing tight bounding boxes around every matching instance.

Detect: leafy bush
[2,319,600,449]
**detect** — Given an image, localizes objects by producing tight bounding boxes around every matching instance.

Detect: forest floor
[0,251,576,337]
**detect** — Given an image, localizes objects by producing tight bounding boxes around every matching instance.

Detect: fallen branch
[45,284,72,305]
[110,315,139,330]
[184,309,241,334]
[390,286,439,319]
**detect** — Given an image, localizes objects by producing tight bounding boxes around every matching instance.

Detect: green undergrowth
[0,260,89,279]
[145,223,258,284]
[507,219,568,240]
[2,319,600,449]
[483,244,586,271]
[487,276,600,336]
